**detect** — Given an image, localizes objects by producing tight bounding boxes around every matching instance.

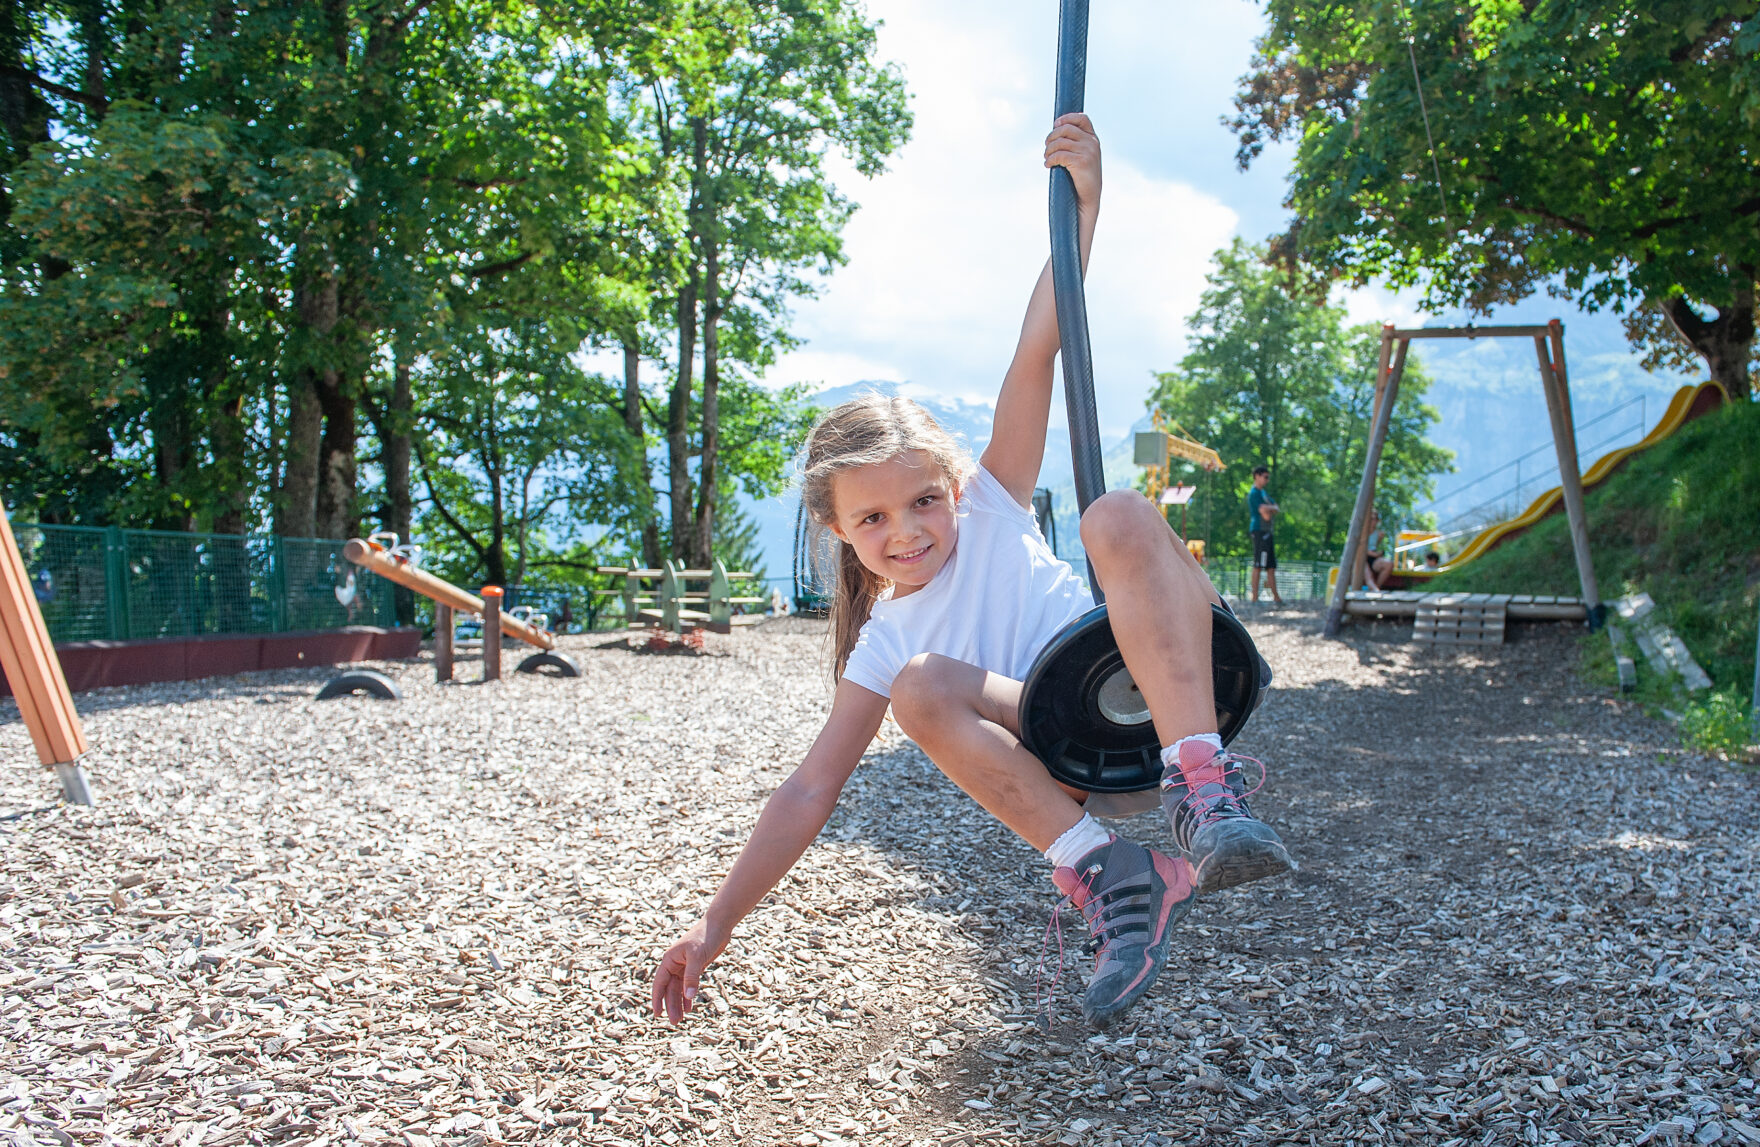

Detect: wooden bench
[595,561,763,634]
[1414,593,1509,647]
[1341,589,1589,646]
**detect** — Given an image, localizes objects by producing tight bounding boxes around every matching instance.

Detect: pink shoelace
[1161,750,1269,829]
[1034,862,1102,1031]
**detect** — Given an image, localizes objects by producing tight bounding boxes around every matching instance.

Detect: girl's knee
[1079,489,1160,552]
[890,653,957,736]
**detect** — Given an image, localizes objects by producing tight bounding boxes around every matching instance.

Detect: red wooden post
[481,587,503,681]
[0,503,93,803]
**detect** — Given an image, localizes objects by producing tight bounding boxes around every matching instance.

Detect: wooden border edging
[0,627,422,698]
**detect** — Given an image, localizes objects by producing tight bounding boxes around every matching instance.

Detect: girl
[652,114,1291,1030]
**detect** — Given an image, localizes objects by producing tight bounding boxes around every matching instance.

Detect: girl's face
[829,451,960,598]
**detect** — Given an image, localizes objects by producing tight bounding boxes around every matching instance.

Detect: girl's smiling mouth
[891,545,931,563]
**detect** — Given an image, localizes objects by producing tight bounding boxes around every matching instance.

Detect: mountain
[738,310,1707,589]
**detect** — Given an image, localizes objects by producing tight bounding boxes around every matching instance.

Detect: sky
[660,1,1703,575]
[762,0,1383,439]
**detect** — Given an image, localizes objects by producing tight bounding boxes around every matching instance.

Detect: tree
[412,322,647,588]
[0,0,668,540]
[1150,240,1452,559]
[642,0,910,566]
[1232,1,1760,399]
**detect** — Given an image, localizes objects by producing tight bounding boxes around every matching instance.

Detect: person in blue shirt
[1246,466,1281,604]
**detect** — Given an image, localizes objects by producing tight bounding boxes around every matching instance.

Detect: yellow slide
[1410,381,1729,580]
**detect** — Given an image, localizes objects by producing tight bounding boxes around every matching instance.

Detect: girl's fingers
[1045,121,1098,145]
[1043,146,1099,169]
[653,948,687,1022]
[1043,142,1096,162]
[653,970,671,1020]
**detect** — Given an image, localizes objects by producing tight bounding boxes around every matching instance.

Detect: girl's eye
[862,513,883,525]
[916,495,937,507]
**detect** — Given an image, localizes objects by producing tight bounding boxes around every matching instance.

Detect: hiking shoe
[1160,740,1293,894]
[1050,838,1195,1027]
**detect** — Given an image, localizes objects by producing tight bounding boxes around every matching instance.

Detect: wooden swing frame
[1322,320,1602,637]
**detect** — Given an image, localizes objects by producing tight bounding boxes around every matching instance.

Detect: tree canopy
[0,0,905,598]
[1232,1,1760,399]
[1151,240,1452,560]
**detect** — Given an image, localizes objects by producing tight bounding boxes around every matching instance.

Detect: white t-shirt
[841,465,1094,698]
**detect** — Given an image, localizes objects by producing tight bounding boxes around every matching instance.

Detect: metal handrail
[1417,394,1647,512]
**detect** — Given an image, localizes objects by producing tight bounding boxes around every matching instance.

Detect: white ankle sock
[1160,733,1224,771]
[1045,814,1112,870]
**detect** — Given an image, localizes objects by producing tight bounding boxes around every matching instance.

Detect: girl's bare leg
[1078,489,1293,892]
[889,655,1087,852]
[890,651,1199,1028]
[1078,490,1222,746]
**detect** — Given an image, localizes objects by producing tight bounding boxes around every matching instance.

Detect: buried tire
[315,669,403,701]
[517,651,580,677]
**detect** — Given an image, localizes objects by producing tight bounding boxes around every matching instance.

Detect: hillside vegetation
[1429,398,1759,693]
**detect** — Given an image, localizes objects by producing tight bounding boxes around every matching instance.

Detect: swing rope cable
[1400,4,1452,232]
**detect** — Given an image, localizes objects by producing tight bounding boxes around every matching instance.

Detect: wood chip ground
[2,606,1756,1146]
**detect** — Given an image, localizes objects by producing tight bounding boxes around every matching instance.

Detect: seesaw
[315,535,578,700]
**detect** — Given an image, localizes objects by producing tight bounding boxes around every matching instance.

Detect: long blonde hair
[799,394,974,680]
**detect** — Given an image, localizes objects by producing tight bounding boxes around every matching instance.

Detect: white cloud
[773,0,1240,439]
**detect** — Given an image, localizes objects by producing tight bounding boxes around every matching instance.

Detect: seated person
[1361,509,1394,590]
[1423,550,1441,571]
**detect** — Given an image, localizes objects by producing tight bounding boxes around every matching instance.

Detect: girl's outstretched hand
[1044,112,1102,212]
[652,918,724,1025]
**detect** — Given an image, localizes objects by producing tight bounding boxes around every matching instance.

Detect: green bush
[1429,399,1760,693]
[1678,690,1758,763]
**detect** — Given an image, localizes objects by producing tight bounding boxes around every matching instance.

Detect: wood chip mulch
[2,606,1756,1147]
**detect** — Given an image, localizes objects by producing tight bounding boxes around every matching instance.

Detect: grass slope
[1429,397,1759,693]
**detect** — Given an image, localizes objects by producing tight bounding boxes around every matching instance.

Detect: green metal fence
[14,524,396,644]
[1205,557,1333,602]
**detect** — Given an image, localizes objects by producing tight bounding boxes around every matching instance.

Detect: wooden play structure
[596,561,762,634]
[1326,321,1606,639]
[1340,589,1589,647]
[324,536,577,694]
[1136,411,1222,564]
[0,503,93,803]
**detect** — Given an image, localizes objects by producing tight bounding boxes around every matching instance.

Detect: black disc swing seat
[1020,602,1268,794]
[1016,0,1268,796]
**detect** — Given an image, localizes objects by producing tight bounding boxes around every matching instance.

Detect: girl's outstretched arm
[981,113,1102,506]
[650,680,889,1024]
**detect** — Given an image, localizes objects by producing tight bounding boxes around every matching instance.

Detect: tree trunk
[313,368,356,540]
[148,386,196,532]
[1660,286,1755,401]
[693,240,722,568]
[290,273,356,540]
[484,390,507,586]
[279,375,322,537]
[0,3,55,175]
[623,339,663,568]
[383,356,415,624]
[669,271,700,565]
[667,115,709,564]
[210,393,249,536]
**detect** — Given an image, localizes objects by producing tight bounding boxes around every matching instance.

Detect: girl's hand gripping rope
[1044,112,1102,216]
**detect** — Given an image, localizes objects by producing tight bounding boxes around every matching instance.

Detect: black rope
[1050,0,1106,603]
